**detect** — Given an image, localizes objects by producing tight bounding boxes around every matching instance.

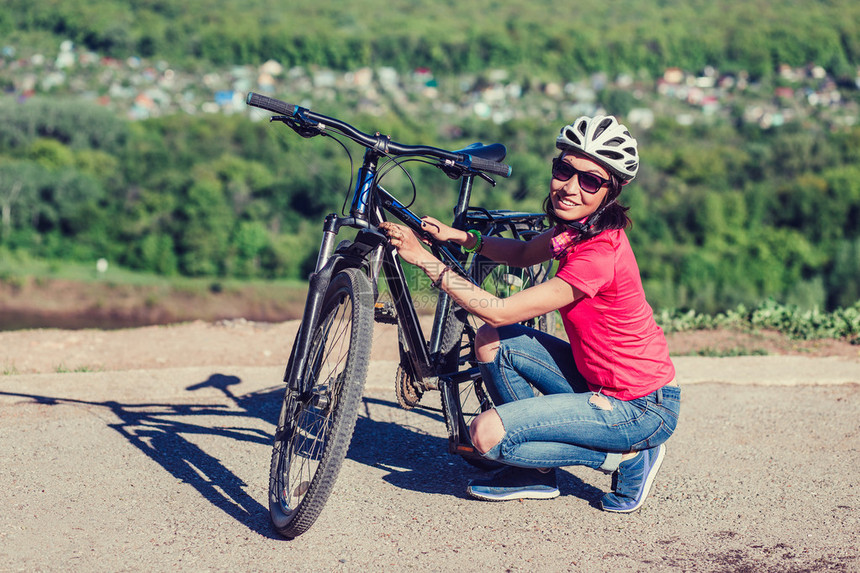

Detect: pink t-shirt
[555,228,675,400]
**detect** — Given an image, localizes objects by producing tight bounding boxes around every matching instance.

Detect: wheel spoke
[268,268,373,538]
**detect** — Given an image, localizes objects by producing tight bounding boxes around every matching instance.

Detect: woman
[380,115,680,513]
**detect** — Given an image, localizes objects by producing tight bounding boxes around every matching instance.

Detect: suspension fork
[314,213,340,273]
[284,212,380,394]
[283,255,335,393]
[285,214,349,395]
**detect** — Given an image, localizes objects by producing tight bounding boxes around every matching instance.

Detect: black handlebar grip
[246,92,297,116]
[469,156,512,178]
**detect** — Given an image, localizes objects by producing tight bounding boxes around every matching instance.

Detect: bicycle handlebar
[246,92,512,178]
[247,92,298,116]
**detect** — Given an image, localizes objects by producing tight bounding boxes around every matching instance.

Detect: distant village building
[1,39,856,130]
[663,67,684,85]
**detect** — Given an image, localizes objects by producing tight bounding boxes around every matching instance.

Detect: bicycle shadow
[348,396,606,506]
[348,396,463,496]
[4,375,605,537]
[1,373,283,539]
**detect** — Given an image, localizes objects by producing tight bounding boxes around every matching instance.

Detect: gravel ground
[0,322,858,572]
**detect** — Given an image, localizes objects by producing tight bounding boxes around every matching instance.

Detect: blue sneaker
[601,444,665,513]
[467,466,560,501]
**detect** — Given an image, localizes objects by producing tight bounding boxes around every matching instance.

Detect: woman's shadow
[346,395,605,506]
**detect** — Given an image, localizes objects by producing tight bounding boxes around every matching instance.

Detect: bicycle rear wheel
[269,267,373,538]
[439,251,555,468]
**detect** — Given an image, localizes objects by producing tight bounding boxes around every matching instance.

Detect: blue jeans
[477,324,681,471]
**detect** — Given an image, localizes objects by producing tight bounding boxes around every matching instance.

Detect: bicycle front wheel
[268,267,373,539]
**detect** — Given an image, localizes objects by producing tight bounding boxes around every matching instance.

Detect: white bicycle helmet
[555,115,639,182]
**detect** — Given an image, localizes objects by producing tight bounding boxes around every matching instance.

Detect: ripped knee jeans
[476,324,680,471]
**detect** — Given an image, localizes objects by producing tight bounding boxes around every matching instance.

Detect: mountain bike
[246,92,553,539]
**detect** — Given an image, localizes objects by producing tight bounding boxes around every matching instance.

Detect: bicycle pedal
[374,301,398,324]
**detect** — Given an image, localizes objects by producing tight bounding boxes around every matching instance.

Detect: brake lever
[438,164,462,180]
[475,171,497,187]
[272,115,321,138]
[437,164,497,187]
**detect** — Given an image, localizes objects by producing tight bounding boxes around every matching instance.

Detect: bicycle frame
[284,145,479,396]
[253,98,548,418]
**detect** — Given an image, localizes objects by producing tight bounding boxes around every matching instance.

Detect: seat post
[452,175,474,230]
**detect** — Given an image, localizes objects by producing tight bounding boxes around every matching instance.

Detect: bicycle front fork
[286,214,385,394]
[314,214,341,273]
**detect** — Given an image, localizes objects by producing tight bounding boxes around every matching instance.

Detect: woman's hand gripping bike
[246,93,554,538]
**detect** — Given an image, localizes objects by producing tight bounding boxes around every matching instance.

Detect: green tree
[828,238,860,309]
[28,138,75,170]
[230,220,271,278]
[176,174,233,276]
[0,161,41,242]
[139,233,179,276]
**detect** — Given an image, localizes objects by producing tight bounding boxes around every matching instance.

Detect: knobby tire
[268,267,373,539]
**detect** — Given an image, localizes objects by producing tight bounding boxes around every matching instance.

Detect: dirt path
[0,319,402,375]
[1,317,857,376]
[0,318,858,571]
[0,364,857,571]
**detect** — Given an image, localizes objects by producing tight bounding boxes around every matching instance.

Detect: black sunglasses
[551,158,609,194]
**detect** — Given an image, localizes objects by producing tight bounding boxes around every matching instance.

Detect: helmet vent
[592,117,614,140]
[597,150,624,160]
[564,127,582,146]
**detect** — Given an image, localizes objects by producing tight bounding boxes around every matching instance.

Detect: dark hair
[542,157,632,242]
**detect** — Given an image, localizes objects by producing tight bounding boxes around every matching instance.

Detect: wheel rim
[277,292,353,514]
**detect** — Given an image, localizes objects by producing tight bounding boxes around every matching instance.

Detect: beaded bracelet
[463,229,483,253]
[431,266,451,289]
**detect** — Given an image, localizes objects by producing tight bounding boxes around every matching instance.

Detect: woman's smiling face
[549,152,611,222]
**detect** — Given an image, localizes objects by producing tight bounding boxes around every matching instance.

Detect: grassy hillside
[3,0,859,78]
